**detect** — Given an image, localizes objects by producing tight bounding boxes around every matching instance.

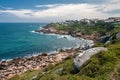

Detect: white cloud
[35,4,65,8]
[0,9,33,18]
[109,0,120,3]
[0,0,120,22]
[99,0,120,13]
[0,5,13,10]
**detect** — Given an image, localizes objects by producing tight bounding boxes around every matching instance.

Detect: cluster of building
[104,17,120,22]
[58,17,120,26]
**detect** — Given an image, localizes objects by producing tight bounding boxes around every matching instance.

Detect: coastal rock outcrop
[116,32,120,39]
[100,34,111,43]
[73,47,107,72]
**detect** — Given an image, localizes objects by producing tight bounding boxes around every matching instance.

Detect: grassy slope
[9,70,40,80]
[34,39,120,80]
[9,23,120,80]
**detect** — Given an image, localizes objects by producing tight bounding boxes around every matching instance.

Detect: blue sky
[0,0,120,22]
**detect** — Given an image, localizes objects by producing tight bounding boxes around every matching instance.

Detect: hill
[9,18,120,80]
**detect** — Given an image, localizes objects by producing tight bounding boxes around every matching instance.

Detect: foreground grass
[9,70,39,80]
[35,39,120,80]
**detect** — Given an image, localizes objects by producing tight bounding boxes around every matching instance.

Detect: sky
[0,0,120,22]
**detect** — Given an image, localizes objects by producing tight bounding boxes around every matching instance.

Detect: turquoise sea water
[0,23,93,60]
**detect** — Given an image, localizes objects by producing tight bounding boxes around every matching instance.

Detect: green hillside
[35,39,120,80]
[46,21,120,36]
[9,22,120,80]
[10,39,120,80]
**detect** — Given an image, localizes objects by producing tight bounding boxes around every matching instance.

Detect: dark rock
[100,34,111,43]
[41,52,48,56]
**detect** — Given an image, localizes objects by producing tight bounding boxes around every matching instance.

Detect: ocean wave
[40,33,74,40]
[30,30,44,34]
[0,59,13,61]
[30,30,77,41]
[62,47,73,50]
[39,27,43,30]
[0,40,94,61]
[44,33,57,36]
[73,43,81,49]
[48,51,59,54]
[56,34,77,41]
[30,30,38,33]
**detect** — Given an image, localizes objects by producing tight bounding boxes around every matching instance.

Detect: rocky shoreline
[0,48,83,80]
[0,25,96,80]
[35,26,100,42]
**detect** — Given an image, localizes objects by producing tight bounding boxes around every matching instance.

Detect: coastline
[0,31,94,61]
[0,47,83,80]
[0,18,119,80]
[0,26,95,80]
[35,25,100,42]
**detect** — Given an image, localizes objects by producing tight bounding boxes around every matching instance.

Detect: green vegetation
[9,22,120,80]
[9,70,40,80]
[50,21,120,36]
[34,39,120,80]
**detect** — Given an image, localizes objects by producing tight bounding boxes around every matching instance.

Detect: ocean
[0,23,93,60]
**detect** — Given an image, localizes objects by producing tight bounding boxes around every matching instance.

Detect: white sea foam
[39,27,43,30]
[56,34,76,41]
[0,39,94,61]
[40,33,75,40]
[73,44,81,49]
[24,52,42,58]
[44,33,57,36]
[30,30,38,33]
[30,30,77,41]
[30,30,44,34]
[29,31,94,57]
[1,59,13,61]
[48,51,59,54]
[61,47,73,51]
